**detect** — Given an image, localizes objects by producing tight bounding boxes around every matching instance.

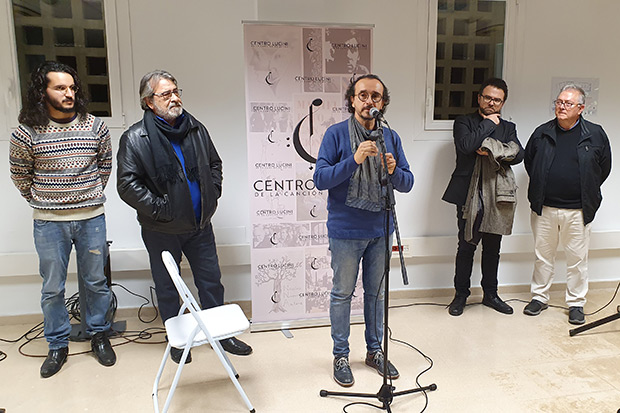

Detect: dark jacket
[116,112,222,234]
[443,111,524,206]
[524,116,611,225]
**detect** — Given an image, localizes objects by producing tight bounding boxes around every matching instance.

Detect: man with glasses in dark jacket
[523,84,611,325]
[442,78,524,317]
[117,70,252,363]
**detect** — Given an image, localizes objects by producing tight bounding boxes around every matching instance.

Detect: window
[12,0,113,117]
[426,0,508,130]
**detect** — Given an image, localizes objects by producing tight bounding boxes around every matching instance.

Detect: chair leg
[153,343,171,413]
[212,339,255,412]
[214,340,239,377]
[161,345,192,413]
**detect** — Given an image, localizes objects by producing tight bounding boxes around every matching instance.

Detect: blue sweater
[313,119,414,239]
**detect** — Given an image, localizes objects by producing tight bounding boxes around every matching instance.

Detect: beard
[47,96,75,113]
[153,102,183,123]
[480,106,500,116]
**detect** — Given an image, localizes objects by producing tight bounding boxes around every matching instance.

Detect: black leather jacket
[117,112,222,234]
[524,116,611,225]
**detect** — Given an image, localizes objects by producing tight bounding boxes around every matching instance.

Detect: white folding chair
[152,251,255,413]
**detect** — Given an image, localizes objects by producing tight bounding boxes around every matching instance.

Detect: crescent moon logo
[310,257,319,270]
[270,232,278,245]
[271,290,280,303]
[292,115,316,163]
[267,129,275,143]
[306,37,314,52]
[309,205,318,218]
[265,71,275,85]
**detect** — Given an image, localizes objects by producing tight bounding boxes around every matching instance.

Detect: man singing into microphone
[314,74,413,387]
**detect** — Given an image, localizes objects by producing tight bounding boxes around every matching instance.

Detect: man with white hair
[523,84,611,325]
[117,70,252,363]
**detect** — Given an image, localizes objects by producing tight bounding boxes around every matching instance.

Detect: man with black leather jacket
[117,70,252,362]
[523,84,611,326]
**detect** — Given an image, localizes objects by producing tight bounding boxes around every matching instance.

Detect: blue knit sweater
[313,119,413,239]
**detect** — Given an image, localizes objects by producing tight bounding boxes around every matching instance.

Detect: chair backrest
[161,251,202,314]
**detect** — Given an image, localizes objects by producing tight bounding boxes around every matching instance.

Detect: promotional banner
[244,22,373,330]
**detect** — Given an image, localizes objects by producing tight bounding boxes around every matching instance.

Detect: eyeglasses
[480,94,503,105]
[355,91,383,103]
[554,100,581,109]
[152,89,182,100]
[50,85,78,94]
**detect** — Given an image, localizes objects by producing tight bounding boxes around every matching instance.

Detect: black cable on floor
[110,283,159,323]
[388,279,620,317]
[340,324,434,413]
[1,282,165,361]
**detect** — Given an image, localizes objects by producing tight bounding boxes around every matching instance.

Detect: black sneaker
[569,306,585,325]
[523,299,548,316]
[40,347,68,378]
[91,332,116,367]
[448,295,467,316]
[170,347,192,364]
[333,356,354,387]
[365,350,399,379]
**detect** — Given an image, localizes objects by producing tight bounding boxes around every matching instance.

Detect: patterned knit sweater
[9,113,112,211]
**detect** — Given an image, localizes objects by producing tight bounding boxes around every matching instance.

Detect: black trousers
[453,206,502,297]
[141,223,225,323]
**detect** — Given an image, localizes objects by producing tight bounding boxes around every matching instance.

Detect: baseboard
[3,280,618,326]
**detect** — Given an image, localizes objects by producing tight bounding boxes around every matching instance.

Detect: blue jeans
[141,223,224,323]
[34,214,112,350]
[329,236,390,358]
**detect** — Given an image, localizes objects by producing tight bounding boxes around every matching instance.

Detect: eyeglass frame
[554,99,582,109]
[355,91,383,103]
[49,84,79,94]
[479,94,504,105]
[152,88,183,100]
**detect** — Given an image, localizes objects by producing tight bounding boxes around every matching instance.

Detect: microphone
[369,107,383,120]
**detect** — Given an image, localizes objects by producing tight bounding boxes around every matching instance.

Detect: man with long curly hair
[9,61,116,378]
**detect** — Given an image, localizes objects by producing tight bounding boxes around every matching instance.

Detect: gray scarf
[345,116,383,212]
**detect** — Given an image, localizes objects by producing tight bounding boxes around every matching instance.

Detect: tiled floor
[2,288,620,412]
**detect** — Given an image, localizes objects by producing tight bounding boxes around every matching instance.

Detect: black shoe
[482,294,514,314]
[40,347,68,378]
[448,295,467,316]
[170,347,192,364]
[365,350,399,379]
[333,356,354,387]
[220,337,253,356]
[523,299,548,316]
[569,306,585,325]
[91,331,116,367]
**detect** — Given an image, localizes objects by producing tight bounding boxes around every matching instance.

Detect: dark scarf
[143,109,199,185]
[345,116,383,212]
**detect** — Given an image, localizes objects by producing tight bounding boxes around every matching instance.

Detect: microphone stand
[320,115,437,411]
[569,305,620,337]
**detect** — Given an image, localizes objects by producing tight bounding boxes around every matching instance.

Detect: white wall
[1,0,620,316]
